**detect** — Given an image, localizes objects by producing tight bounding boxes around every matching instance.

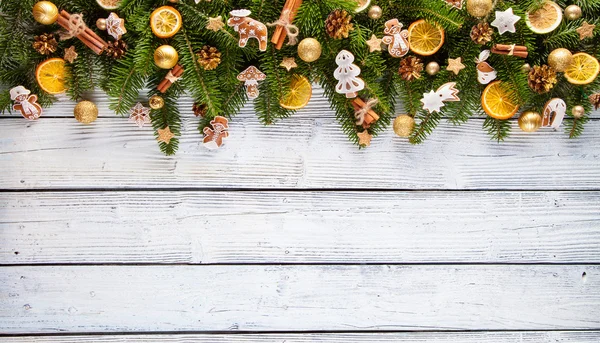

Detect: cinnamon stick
[60,11,107,50]
[277,0,302,49]
[271,0,294,45]
[57,12,107,54]
[352,98,379,127]
[491,47,528,58]
[158,65,184,93]
[494,44,528,52]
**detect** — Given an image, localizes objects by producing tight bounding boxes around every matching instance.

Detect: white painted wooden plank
[2,331,600,343]
[1,265,597,333]
[1,115,599,190]
[1,191,600,264]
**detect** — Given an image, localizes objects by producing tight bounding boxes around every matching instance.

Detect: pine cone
[197,46,221,71]
[104,40,128,59]
[32,33,58,55]
[325,9,354,39]
[193,102,208,117]
[590,93,600,110]
[399,56,424,81]
[528,65,557,94]
[470,22,493,45]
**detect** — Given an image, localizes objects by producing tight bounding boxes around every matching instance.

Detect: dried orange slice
[481,81,519,120]
[408,19,445,56]
[354,0,371,12]
[150,6,182,39]
[36,58,68,94]
[280,75,312,110]
[564,52,600,85]
[526,1,562,34]
[96,0,121,10]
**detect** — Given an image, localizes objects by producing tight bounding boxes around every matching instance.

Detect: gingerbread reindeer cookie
[10,86,43,120]
[227,10,268,52]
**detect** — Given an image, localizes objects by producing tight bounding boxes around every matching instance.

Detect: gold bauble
[572,105,585,118]
[518,111,542,132]
[368,5,382,19]
[154,45,179,69]
[297,38,322,63]
[466,0,493,18]
[96,18,107,31]
[74,101,99,124]
[521,63,531,73]
[425,61,440,76]
[564,5,582,21]
[149,95,165,110]
[33,1,59,25]
[548,48,573,73]
[393,115,415,137]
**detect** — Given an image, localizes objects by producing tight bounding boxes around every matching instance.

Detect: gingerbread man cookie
[10,86,43,120]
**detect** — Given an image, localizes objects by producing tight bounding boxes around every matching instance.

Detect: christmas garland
[1,0,599,155]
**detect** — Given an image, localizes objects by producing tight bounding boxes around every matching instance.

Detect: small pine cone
[470,22,493,45]
[104,40,128,59]
[528,65,557,94]
[325,9,354,39]
[193,102,208,117]
[590,93,600,110]
[32,33,58,55]
[399,56,424,81]
[197,46,221,71]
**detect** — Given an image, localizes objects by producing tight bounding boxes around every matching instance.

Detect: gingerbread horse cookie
[10,86,43,120]
[227,10,268,52]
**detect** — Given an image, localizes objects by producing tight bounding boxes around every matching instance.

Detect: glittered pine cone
[399,56,424,81]
[197,46,221,71]
[33,33,58,55]
[590,93,600,110]
[528,65,557,94]
[193,102,208,117]
[325,9,354,39]
[470,22,493,45]
[104,40,128,59]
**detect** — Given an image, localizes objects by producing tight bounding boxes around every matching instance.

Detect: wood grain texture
[1,191,600,264]
[1,115,599,190]
[1,265,598,333]
[2,332,600,342]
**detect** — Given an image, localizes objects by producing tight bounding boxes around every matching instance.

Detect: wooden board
[2,331,600,342]
[1,115,600,190]
[1,265,598,333]
[2,191,600,264]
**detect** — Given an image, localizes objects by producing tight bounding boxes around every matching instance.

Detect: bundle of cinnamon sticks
[158,64,184,93]
[57,10,107,55]
[352,98,380,128]
[491,44,528,58]
[271,0,302,50]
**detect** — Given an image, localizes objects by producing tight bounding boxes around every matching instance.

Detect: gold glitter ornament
[393,115,415,137]
[572,105,585,118]
[154,45,179,69]
[518,111,542,132]
[368,5,382,19]
[564,5,582,21]
[74,101,99,124]
[96,18,107,30]
[548,48,573,73]
[467,0,493,18]
[297,38,322,62]
[149,95,165,110]
[425,61,440,76]
[33,1,59,25]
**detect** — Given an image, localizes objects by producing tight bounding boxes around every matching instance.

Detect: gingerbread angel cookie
[10,86,43,120]
[382,19,410,58]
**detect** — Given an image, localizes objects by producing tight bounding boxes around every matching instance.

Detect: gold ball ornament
[297,38,322,63]
[564,5,582,21]
[32,1,59,25]
[518,111,542,132]
[368,5,382,20]
[521,63,531,73]
[393,115,415,137]
[96,18,107,31]
[548,48,573,72]
[154,45,179,69]
[572,105,586,118]
[149,95,165,110]
[74,101,99,124]
[425,61,440,76]
[467,0,493,18]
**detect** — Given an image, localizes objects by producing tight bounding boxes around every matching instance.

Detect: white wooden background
[1,88,599,342]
